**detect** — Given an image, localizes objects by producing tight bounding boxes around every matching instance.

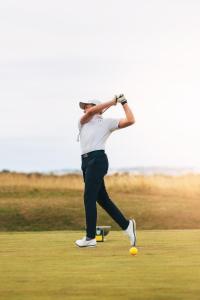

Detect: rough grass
[0,172,200,231]
[0,230,200,300]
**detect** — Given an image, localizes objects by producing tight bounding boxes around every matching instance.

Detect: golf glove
[115,94,128,105]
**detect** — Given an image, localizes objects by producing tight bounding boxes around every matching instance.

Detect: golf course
[0,172,200,299]
[0,230,200,300]
[2,0,200,298]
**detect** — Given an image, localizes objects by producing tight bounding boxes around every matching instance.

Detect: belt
[81,150,105,159]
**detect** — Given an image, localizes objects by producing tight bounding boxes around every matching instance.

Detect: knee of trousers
[84,183,101,202]
[84,188,98,201]
[84,193,98,205]
[97,196,112,206]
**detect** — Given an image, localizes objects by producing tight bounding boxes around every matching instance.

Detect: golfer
[75,94,136,247]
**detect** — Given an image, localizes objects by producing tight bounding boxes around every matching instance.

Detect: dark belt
[81,150,105,159]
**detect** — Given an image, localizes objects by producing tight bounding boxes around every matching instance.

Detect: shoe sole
[131,219,137,246]
[75,243,97,248]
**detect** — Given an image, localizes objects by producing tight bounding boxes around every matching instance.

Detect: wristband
[121,100,127,105]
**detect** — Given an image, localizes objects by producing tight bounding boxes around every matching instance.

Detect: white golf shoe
[75,237,97,248]
[124,219,137,246]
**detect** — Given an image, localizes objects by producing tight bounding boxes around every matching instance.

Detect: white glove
[115,94,127,105]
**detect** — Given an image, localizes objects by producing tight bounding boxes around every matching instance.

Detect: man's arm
[118,103,135,128]
[80,98,117,125]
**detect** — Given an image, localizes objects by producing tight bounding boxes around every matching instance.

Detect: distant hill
[45,166,200,176]
[1,166,200,176]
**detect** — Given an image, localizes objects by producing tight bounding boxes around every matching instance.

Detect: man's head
[79,100,101,114]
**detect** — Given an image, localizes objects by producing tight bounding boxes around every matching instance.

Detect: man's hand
[115,94,128,105]
[111,97,118,105]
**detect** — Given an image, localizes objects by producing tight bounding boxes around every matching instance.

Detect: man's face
[84,104,94,113]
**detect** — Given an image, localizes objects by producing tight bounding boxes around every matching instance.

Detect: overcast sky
[0,0,200,172]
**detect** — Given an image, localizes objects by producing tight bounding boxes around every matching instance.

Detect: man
[76,94,136,248]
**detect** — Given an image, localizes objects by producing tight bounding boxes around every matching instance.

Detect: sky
[0,0,200,172]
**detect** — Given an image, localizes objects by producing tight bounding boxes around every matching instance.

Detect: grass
[0,230,200,300]
[0,172,200,231]
[1,173,199,299]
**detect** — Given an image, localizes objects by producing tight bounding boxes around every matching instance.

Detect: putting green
[0,230,200,300]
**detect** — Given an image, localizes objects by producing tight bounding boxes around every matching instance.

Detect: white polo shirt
[78,114,120,155]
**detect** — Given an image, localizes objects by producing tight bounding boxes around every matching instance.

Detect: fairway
[0,230,200,300]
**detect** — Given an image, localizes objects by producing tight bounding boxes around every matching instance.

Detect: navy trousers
[81,150,129,239]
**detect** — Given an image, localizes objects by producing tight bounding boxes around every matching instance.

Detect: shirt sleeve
[107,118,121,132]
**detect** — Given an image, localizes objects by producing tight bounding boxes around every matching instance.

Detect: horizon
[1,165,200,176]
